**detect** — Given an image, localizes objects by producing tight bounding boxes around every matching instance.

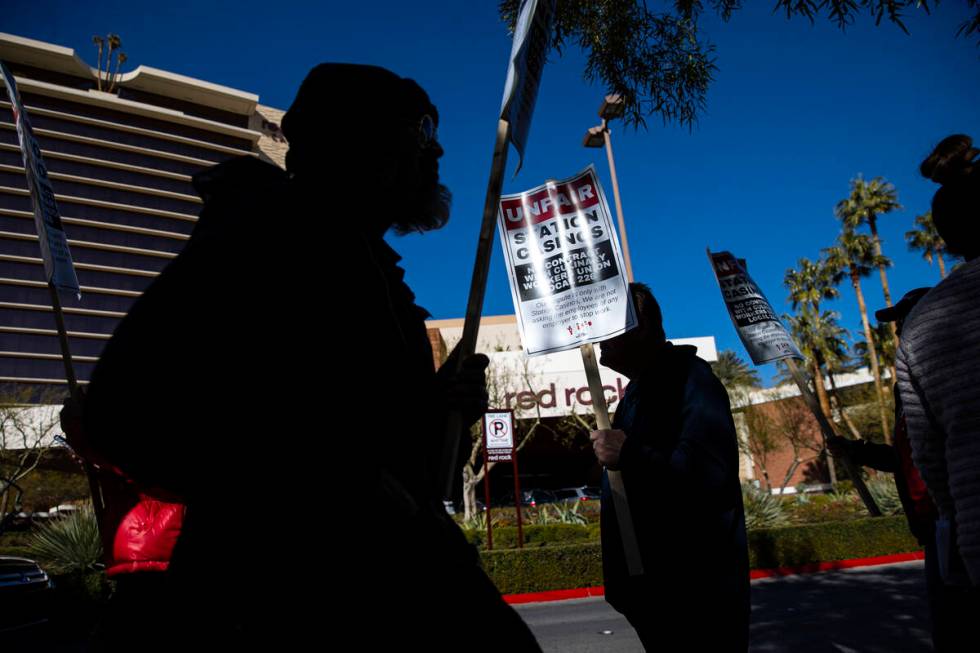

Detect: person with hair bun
[895,134,980,651]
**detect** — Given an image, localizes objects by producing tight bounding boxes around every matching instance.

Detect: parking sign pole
[512,449,524,549]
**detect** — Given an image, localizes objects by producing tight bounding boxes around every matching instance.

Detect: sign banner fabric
[0,61,80,296]
[707,249,801,365]
[499,0,555,173]
[498,165,636,356]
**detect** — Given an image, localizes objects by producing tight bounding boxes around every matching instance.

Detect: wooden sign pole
[784,358,881,516]
[581,343,644,576]
[440,119,512,498]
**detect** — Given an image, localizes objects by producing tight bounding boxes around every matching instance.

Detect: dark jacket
[83,156,538,650]
[601,343,749,647]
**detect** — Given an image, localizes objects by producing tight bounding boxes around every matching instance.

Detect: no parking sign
[483,411,515,462]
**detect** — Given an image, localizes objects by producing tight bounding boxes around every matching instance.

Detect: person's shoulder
[192,156,288,201]
[903,258,980,342]
[669,346,725,395]
[688,355,725,392]
[669,345,710,378]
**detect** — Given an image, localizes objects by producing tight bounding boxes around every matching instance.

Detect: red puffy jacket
[93,468,185,578]
[106,495,185,577]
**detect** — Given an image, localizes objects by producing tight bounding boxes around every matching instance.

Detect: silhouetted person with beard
[80,64,540,651]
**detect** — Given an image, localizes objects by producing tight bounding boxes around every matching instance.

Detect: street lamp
[582,94,633,282]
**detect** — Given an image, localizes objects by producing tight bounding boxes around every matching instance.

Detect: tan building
[0,32,286,390]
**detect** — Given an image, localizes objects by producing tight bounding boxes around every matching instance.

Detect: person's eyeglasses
[416,114,438,149]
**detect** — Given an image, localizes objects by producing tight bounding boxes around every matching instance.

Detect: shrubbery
[747,516,917,569]
[782,491,870,524]
[28,503,102,574]
[742,483,789,529]
[464,523,600,549]
[866,475,904,515]
[479,516,920,594]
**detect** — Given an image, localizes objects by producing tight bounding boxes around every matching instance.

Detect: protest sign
[441,0,555,498]
[707,249,799,365]
[1,62,107,531]
[1,61,80,296]
[706,249,881,516]
[498,165,636,356]
[499,0,555,173]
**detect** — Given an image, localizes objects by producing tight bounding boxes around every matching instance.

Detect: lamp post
[583,94,633,282]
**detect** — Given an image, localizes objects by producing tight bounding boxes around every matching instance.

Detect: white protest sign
[483,411,515,463]
[498,165,636,356]
[707,249,801,365]
[499,0,555,173]
[1,61,80,296]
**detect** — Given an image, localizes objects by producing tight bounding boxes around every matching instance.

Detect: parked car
[553,486,601,504]
[0,556,54,635]
[580,486,601,500]
[47,504,79,518]
[553,488,584,504]
[522,489,557,508]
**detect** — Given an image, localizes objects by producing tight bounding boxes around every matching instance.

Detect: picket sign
[495,165,642,574]
[706,249,881,516]
[1,61,107,527]
[440,0,554,497]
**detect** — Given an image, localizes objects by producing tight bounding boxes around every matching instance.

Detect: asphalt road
[514,561,932,652]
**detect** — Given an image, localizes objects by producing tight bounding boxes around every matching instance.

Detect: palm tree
[783,307,859,484]
[814,313,864,441]
[784,256,840,424]
[711,350,760,404]
[784,256,840,311]
[835,176,902,343]
[824,229,892,442]
[906,211,948,280]
[107,52,127,94]
[854,322,897,373]
[92,35,106,91]
[782,306,858,434]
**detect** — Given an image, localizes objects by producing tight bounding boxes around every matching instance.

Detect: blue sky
[4,1,979,384]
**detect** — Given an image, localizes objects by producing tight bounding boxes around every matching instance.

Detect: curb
[502,550,925,605]
[748,550,924,580]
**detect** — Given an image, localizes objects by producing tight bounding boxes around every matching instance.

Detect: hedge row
[464,523,600,549]
[2,517,921,599]
[747,515,919,569]
[480,516,921,595]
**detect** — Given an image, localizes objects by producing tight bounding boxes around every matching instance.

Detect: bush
[456,500,602,528]
[465,523,598,549]
[742,484,788,529]
[479,516,920,594]
[749,516,917,568]
[866,475,904,516]
[783,492,868,524]
[482,543,603,594]
[28,503,102,574]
